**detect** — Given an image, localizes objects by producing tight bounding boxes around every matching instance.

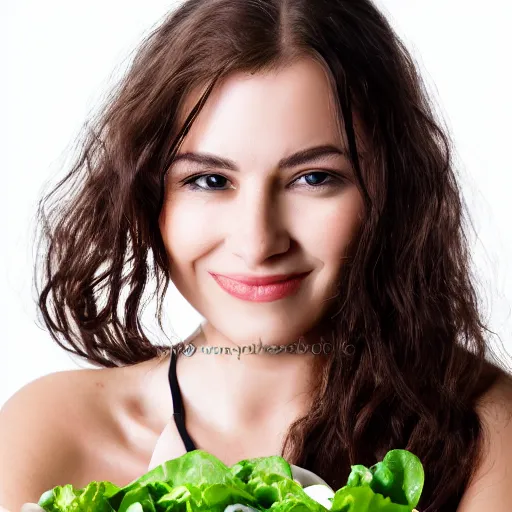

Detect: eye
[183,174,233,191]
[292,171,341,189]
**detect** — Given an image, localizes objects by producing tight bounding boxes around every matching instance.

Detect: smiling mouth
[209,271,311,302]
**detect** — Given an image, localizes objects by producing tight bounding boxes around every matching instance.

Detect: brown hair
[35,0,509,510]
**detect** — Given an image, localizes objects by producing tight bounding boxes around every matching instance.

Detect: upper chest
[147,409,290,471]
[73,357,297,487]
[66,363,171,488]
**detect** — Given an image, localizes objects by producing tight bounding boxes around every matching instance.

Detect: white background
[2,0,511,408]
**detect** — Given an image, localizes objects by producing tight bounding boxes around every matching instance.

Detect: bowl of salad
[22,448,424,511]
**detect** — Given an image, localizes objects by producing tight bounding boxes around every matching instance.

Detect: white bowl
[290,464,333,490]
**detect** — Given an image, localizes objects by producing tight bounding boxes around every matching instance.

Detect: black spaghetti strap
[168,349,197,452]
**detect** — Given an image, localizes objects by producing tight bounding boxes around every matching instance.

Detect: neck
[177,321,331,428]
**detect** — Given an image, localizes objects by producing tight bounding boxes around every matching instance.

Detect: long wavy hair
[35,0,509,510]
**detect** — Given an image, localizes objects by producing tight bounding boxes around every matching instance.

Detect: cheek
[159,198,216,264]
[297,190,363,263]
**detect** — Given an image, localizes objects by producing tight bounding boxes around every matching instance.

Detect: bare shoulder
[0,368,116,510]
[0,354,176,511]
[0,370,85,508]
[457,369,512,511]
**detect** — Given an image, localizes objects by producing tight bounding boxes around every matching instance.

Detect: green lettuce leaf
[330,486,410,511]
[38,481,120,511]
[37,449,424,512]
[108,450,253,509]
[230,455,293,483]
[330,449,424,512]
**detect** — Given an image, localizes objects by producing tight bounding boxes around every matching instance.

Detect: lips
[211,272,311,286]
[209,271,311,302]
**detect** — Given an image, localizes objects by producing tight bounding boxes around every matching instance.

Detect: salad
[33,449,424,511]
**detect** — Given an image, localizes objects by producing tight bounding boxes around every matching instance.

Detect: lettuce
[329,450,424,511]
[37,449,424,512]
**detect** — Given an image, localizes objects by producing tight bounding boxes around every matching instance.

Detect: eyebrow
[170,144,363,171]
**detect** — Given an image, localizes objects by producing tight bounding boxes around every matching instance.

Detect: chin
[213,311,323,348]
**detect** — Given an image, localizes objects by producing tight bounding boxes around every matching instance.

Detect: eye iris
[206,175,226,188]
[305,173,327,186]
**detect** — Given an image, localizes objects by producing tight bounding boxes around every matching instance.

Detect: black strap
[168,349,197,452]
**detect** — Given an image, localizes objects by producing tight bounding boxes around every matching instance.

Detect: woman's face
[159,56,365,346]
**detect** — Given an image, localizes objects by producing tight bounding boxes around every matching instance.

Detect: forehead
[175,57,351,167]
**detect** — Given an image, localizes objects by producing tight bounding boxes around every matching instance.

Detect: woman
[1,0,511,510]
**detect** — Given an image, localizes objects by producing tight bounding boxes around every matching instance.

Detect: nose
[226,185,290,267]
